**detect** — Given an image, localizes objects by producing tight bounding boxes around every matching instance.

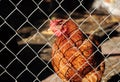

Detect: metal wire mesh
[0,0,120,82]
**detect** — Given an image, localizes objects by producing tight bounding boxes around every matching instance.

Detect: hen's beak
[48,28,51,31]
[41,28,54,35]
[47,28,54,34]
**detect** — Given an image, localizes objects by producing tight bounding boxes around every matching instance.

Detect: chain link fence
[0,0,120,82]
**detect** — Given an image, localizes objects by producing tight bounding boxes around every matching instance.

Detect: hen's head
[49,19,67,37]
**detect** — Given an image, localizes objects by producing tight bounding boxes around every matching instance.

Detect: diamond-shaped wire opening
[0,0,15,18]
[81,0,96,13]
[30,44,48,54]
[17,70,36,82]
[61,0,80,13]
[39,0,59,16]
[6,10,26,30]
[17,22,37,38]
[0,72,15,82]
[0,20,19,53]
[38,19,49,32]
[6,35,20,54]
[6,59,25,78]
[77,0,91,15]
[28,57,47,76]
[49,7,69,19]
[0,24,16,43]
[28,9,48,28]
[17,45,37,65]
[17,0,37,17]
[0,49,15,68]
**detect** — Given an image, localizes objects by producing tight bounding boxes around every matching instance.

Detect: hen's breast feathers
[51,20,105,82]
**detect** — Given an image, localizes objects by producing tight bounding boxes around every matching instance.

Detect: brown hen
[49,19,105,82]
